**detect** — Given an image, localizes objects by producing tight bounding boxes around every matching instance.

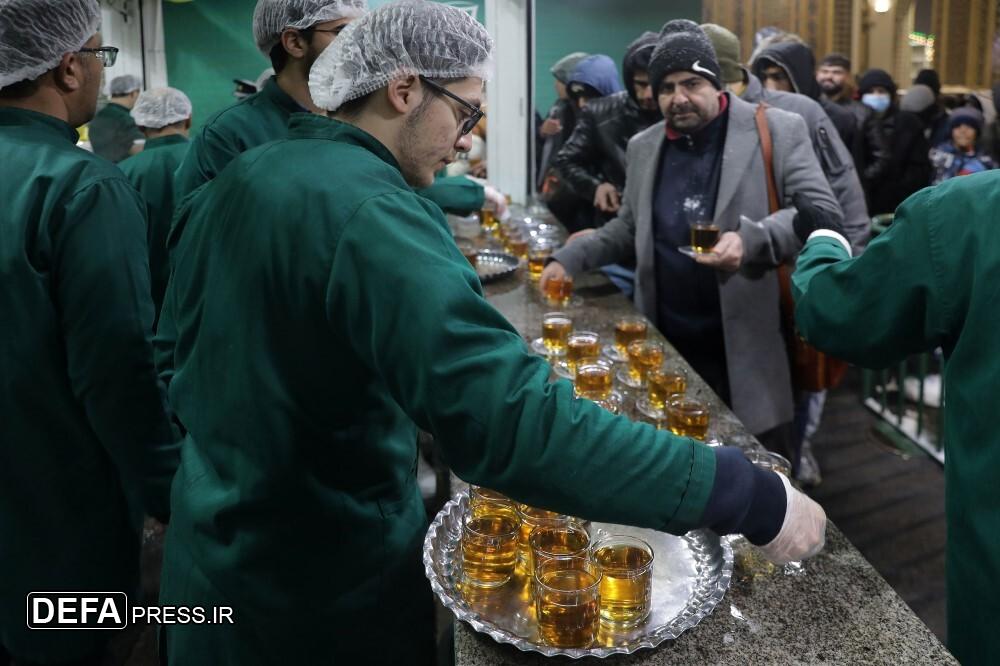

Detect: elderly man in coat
[542,20,842,448]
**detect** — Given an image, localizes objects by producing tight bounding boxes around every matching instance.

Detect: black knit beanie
[858,68,896,96]
[649,19,722,96]
[914,69,941,97]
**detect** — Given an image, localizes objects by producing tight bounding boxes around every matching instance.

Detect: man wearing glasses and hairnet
[173,0,367,202]
[0,1,179,664]
[173,0,505,221]
[158,3,825,664]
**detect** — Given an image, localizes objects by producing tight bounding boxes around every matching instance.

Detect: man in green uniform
[119,86,193,327]
[157,4,826,664]
[0,1,179,664]
[791,183,1000,665]
[172,0,367,202]
[171,0,502,216]
[89,73,144,162]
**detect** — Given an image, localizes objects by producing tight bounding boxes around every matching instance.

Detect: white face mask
[862,92,891,113]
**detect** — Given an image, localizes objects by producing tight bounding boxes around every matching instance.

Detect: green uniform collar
[261,77,309,115]
[0,107,79,144]
[105,102,133,116]
[143,134,189,151]
[287,114,402,173]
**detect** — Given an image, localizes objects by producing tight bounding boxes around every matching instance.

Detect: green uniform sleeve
[325,192,715,533]
[416,174,485,215]
[173,126,239,202]
[792,187,953,368]
[56,178,180,520]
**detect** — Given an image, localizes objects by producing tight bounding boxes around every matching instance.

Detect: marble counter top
[449,263,954,665]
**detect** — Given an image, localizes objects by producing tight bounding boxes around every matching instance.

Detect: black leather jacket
[552,32,660,205]
[552,92,659,202]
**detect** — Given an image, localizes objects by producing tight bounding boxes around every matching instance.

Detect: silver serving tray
[476,251,520,283]
[423,493,733,659]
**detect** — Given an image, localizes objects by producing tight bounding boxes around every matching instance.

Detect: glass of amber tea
[534,555,602,648]
[666,397,710,440]
[590,535,654,628]
[544,274,574,305]
[506,231,529,260]
[480,205,498,233]
[462,510,521,588]
[469,486,517,519]
[515,504,572,567]
[689,220,721,253]
[647,366,687,409]
[528,523,591,578]
[613,316,647,355]
[541,312,573,355]
[565,331,601,372]
[626,340,665,385]
[574,360,614,400]
[527,240,554,281]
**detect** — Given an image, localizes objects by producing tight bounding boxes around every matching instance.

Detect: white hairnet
[130,87,192,128]
[110,74,141,96]
[0,0,101,90]
[253,0,368,56]
[309,0,494,113]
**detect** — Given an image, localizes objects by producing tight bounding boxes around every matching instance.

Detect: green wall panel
[163,0,269,131]
[534,0,702,114]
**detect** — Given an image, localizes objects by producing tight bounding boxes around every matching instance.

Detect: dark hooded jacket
[855,71,930,214]
[752,41,858,158]
[553,33,662,225]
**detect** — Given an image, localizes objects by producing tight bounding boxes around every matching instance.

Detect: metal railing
[859,214,945,464]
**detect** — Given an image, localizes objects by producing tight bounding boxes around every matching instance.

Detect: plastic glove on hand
[484,185,509,219]
[792,192,845,244]
[757,473,827,565]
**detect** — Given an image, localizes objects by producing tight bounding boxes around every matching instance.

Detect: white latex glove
[757,473,827,565]
[483,185,509,220]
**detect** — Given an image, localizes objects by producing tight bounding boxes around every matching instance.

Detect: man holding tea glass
[543,20,842,449]
[155,6,826,664]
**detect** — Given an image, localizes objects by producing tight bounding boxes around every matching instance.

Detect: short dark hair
[334,91,374,118]
[0,77,40,99]
[334,76,447,119]
[820,53,851,70]
[268,28,316,74]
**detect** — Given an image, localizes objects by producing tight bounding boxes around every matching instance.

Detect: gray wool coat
[553,93,843,435]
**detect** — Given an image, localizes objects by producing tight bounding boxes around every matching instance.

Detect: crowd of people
[0,1,997,665]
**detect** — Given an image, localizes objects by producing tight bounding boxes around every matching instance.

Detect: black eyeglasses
[419,75,484,136]
[78,46,119,68]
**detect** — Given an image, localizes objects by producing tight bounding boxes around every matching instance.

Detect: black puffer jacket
[752,41,858,157]
[553,32,661,206]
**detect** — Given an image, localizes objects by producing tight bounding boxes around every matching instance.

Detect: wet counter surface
[452,265,955,665]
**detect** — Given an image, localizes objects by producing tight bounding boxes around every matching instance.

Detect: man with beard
[542,20,842,455]
[0,1,179,663]
[816,53,867,130]
[752,40,858,160]
[554,32,662,228]
[174,0,368,201]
